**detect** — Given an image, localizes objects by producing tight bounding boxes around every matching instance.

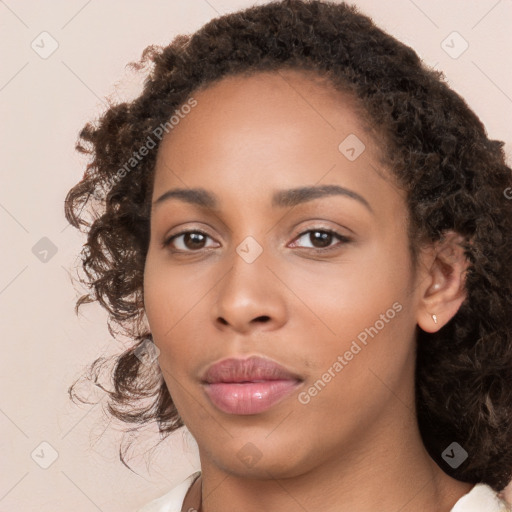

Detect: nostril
[254,315,270,323]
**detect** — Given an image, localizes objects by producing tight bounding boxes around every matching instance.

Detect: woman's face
[144,69,426,478]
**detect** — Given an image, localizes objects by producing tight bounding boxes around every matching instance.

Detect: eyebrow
[153,184,373,214]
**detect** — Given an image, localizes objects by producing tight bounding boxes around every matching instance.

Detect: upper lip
[201,355,303,384]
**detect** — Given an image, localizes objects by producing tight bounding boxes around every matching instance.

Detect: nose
[211,251,287,334]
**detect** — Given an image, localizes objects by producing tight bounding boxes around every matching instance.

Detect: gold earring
[432,314,438,324]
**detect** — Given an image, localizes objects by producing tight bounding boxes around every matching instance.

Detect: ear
[416,231,470,333]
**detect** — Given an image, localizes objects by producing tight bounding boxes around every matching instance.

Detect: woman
[65,0,512,510]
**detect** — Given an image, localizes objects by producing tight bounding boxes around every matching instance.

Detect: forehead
[158,68,369,156]
[152,68,403,215]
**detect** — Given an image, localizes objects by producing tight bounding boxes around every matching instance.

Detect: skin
[143,68,473,512]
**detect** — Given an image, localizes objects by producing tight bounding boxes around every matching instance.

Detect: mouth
[201,355,304,415]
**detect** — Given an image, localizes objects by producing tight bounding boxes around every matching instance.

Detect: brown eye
[308,231,332,248]
[163,230,216,252]
[291,229,351,252]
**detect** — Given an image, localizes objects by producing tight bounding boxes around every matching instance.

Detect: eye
[163,230,218,252]
[162,227,351,254]
[289,228,351,252]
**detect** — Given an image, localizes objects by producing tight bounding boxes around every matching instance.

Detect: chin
[204,439,313,480]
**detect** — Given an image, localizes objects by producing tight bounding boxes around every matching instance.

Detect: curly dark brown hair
[64,0,512,491]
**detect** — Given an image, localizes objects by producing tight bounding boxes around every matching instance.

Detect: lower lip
[203,380,302,415]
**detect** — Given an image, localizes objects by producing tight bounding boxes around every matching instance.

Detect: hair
[64,0,512,491]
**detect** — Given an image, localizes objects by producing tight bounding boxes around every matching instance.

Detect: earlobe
[416,231,470,334]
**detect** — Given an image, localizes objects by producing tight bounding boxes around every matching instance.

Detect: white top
[136,470,511,512]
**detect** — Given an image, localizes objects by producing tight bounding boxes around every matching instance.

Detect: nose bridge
[212,234,286,331]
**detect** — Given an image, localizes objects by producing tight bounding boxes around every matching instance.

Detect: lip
[201,356,303,415]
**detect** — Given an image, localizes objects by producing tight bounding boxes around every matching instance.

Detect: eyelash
[162,227,351,255]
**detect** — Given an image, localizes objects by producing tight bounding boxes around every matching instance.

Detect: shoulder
[450,483,512,512]
[136,470,201,512]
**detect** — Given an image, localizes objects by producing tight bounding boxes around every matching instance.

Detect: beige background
[1,1,511,510]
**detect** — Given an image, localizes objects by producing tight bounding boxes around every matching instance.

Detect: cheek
[339,224,413,321]
[293,232,414,381]
[143,258,196,408]
[143,250,203,336]
[143,254,168,336]
[143,252,214,373]
[297,235,411,331]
